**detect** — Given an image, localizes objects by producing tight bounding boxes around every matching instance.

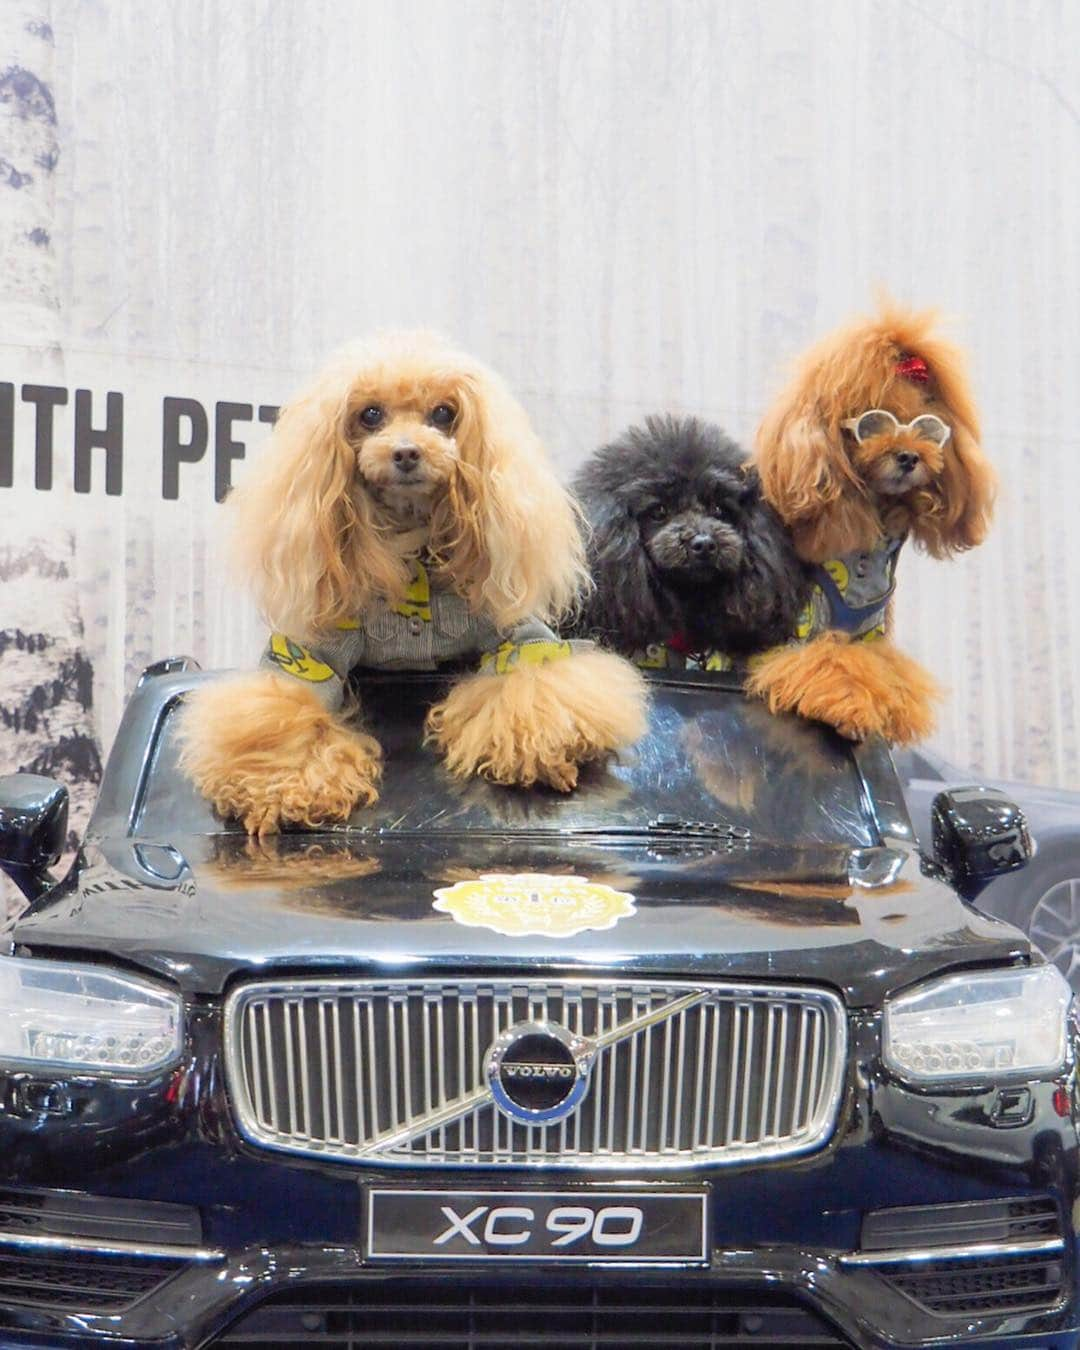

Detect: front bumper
[0,1234,1074,1349]
[0,1009,1075,1349]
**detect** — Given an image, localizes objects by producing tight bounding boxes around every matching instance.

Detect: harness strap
[810,537,904,635]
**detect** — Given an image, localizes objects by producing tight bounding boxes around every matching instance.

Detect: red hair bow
[896,355,930,383]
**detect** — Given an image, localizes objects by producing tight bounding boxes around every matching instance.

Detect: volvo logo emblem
[485,1021,593,1125]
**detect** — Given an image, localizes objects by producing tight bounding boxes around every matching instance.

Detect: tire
[987,844,1080,991]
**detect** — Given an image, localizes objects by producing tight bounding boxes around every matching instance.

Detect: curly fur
[178,674,382,837]
[181,332,646,833]
[230,330,588,638]
[573,415,810,655]
[425,649,648,792]
[745,632,941,745]
[746,299,992,743]
[754,298,995,563]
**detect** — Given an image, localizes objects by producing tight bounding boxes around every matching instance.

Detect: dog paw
[799,692,888,742]
[244,799,286,839]
[747,634,942,744]
[537,755,580,794]
[745,635,892,740]
[178,673,383,835]
[196,732,383,836]
[829,719,867,743]
[876,648,941,745]
[426,649,647,791]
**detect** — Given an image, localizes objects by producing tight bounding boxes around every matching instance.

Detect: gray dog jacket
[259,557,581,713]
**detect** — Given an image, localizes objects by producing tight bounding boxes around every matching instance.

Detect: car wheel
[1028,873,1080,990]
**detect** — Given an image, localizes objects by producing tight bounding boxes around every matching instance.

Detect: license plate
[366,1188,708,1263]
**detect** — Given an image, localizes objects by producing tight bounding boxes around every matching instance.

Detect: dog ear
[755,405,881,562]
[574,494,669,651]
[722,490,810,646]
[230,362,407,639]
[903,343,996,557]
[907,416,996,557]
[431,363,588,628]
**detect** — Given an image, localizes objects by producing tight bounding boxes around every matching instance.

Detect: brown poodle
[747,300,995,743]
[179,332,647,835]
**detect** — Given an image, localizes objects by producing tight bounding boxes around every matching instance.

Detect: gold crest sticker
[432,873,636,938]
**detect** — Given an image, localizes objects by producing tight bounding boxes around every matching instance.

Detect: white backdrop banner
[1,345,287,906]
[1,0,1077,887]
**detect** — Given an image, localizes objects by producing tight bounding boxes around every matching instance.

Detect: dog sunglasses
[840,408,951,447]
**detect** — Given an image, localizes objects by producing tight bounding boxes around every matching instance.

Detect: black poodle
[573,415,810,664]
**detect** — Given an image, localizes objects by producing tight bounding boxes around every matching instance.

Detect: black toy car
[0,661,1076,1350]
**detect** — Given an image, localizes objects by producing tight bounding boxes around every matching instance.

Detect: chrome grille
[224,979,846,1167]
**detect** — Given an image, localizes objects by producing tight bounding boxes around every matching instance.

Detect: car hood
[13,830,1029,1004]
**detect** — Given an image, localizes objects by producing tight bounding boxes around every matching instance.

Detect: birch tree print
[1,3,100,918]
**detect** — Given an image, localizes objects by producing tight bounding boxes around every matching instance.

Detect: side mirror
[931,786,1032,901]
[0,774,69,896]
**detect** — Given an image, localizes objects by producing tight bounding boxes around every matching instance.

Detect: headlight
[883,965,1071,1082]
[0,955,182,1075]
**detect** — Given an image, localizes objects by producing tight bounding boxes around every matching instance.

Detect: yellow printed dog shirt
[261,558,582,712]
[794,536,904,643]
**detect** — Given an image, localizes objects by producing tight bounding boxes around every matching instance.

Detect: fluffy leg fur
[425,650,648,791]
[177,672,383,836]
[873,642,942,744]
[745,633,940,744]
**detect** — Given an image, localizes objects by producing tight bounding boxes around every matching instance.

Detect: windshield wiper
[647,814,752,840]
[326,816,756,845]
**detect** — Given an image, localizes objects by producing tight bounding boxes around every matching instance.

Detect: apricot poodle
[747,300,996,743]
[179,332,646,834]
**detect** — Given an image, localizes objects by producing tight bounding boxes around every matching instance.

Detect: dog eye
[710,503,730,520]
[429,403,456,429]
[357,404,384,430]
[644,503,668,522]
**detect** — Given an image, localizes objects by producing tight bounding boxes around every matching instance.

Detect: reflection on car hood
[13,831,1028,1004]
[133,675,880,848]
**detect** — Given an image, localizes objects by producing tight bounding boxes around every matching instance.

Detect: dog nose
[689,533,717,557]
[896,451,919,473]
[393,443,421,473]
